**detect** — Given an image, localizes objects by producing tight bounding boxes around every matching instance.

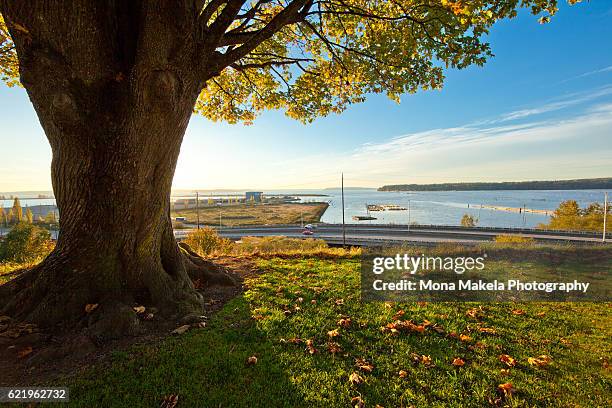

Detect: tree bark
[0,1,235,335]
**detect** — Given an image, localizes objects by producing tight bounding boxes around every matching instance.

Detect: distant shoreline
[378,177,612,192]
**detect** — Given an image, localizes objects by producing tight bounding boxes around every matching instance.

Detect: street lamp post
[604,192,608,243]
[408,200,411,231]
[341,173,346,247]
[196,191,200,230]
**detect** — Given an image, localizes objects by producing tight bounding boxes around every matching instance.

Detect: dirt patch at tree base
[0,257,259,387]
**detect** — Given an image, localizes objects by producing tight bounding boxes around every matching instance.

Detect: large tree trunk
[0,1,234,335]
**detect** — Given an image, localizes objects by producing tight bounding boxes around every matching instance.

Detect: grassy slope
[64,256,610,407]
[171,202,328,226]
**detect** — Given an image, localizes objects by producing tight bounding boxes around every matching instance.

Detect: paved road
[174,224,609,246]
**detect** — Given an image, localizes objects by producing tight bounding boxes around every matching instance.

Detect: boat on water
[366,204,407,211]
[353,215,377,221]
[353,204,378,221]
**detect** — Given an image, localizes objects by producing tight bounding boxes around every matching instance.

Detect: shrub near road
[68,253,611,407]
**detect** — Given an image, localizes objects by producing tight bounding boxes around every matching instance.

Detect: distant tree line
[378,178,612,192]
[0,198,57,228]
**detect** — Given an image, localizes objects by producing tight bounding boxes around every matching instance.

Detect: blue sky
[1,1,612,191]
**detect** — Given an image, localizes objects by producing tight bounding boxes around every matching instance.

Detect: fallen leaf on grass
[172,325,190,335]
[452,357,465,367]
[498,382,515,396]
[305,339,318,354]
[420,355,433,367]
[398,370,408,378]
[337,318,352,328]
[335,298,344,306]
[133,306,146,314]
[527,355,552,367]
[536,311,546,317]
[355,358,374,372]
[17,346,33,359]
[478,327,497,335]
[327,342,343,354]
[499,354,516,367]
[160,394,179,408]
[511,309,525,316]
[246,355,258,365]
[500,368,510,376]
[84,303,98,313]
[459,334,471,342]
[349,372,364,385]
[351,396,365,408]
[466,307,484,319]
[392,309,405,320]
[327,329,340,338]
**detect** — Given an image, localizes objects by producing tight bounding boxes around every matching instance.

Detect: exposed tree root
[0,245,238,340]
[179,242,238,287]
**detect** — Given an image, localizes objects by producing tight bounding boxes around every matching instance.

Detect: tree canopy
[1,1,575,124]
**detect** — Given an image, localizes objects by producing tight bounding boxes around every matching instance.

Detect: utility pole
[341,172,346,247]
[195,191,200,230]
[604,192,608,243]
[408,200,411,231]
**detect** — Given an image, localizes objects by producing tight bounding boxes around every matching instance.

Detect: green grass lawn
[61,255,610,407]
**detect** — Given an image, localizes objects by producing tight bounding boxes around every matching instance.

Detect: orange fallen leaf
[351,396,365,408]
[327,342,343,354]
[478,327,496,334]
[498,382,515,396]
[349,372,364,385]
[511,309,525,316]
[459,334,471,342]
[452,357,465,367]
[420,355,433,366]
[17,346,33,359]
[392,309,405,320]
[327,329,340,338]
[84,303,98,313]
[466,307,483,319]
[527,355,552,367]
[305,339,318,354]
[398,369,408,378]
[338,318,352,328]
[160,394,179,408]
[499,354,516,367]
[355,358,374,372]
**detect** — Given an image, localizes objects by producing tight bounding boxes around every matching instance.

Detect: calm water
[288,189,609,228]
[2,189,609,229]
